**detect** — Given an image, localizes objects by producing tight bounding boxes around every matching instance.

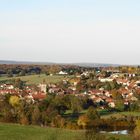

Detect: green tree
[86,106,100,120]
[13,78,25,89]
[7,70,13,77]
[70,96,83,114]
[19,70,26,76]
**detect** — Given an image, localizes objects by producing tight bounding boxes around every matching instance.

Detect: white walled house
[38,84,47,93]
[98,77,113,82]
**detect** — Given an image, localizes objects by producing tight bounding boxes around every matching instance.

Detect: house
[6,85,14,90]
[38,84,47,93]
[32,92,46,101]
[81,71,89,76]
[117,79,130,86]
[98,77,113,82]
[94,97,104,104]
[108,102,115,108]
[58,71,68,75]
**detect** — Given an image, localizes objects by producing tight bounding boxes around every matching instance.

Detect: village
[0,67,140,111]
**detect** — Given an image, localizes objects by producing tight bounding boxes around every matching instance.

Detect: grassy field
[64,109,140,127]
[101,111,140,119]
[0,123,84,140]
[0,74,72,85]
[0,123,132,140]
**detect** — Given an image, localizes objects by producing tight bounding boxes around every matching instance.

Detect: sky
[0,0,140,64]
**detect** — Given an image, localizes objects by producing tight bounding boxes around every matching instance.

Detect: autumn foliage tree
[9,96,20,107]
[77,115,90,129]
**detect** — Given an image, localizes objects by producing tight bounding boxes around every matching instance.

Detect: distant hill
[73,63,121,67]
[0,60,55,65]
[0,60,135,67]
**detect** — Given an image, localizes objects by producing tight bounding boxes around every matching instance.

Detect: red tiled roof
[32,93,46,100]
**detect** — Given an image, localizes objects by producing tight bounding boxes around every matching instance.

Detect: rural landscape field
[0,64,140,140]
[1,0,140,140]
[0,74,72,85]
[0,123,133,140]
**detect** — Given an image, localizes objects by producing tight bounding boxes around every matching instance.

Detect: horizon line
[0,59,139,66]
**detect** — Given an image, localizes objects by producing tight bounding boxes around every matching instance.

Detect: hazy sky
[0,0,140,64]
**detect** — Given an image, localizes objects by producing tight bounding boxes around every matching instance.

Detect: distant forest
[0,64,91,77]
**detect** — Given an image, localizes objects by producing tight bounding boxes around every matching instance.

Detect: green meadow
[0,123,132,140]
[0,74,72,85]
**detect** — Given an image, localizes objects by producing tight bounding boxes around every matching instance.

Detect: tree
[0,95,14,122]
[129,101,140,112]
[133,120,140,140]
[48,65,61,74]
[31,104,41,125]
[7,70,13,77]
[115,100,124,111]
[70,96,83,114]
[19,70,26,76]
[52,96,67,115]
[77,115,90,129]
[45,71,49,76]
[52,115,66,128]
[17,100,32,125]
[111,90,122,100]
[104,82,112,91]
[9,96,20,107]
[86,106,100,120]
[20,113,29,125]
[13,78,25,89]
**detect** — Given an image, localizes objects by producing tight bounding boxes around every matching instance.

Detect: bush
[66,122,79,130]
[20,113,29,125]
[133,120,140,140]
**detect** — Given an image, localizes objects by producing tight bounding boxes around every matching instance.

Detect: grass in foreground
[0,123,132,140]
[0,123,84,140]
